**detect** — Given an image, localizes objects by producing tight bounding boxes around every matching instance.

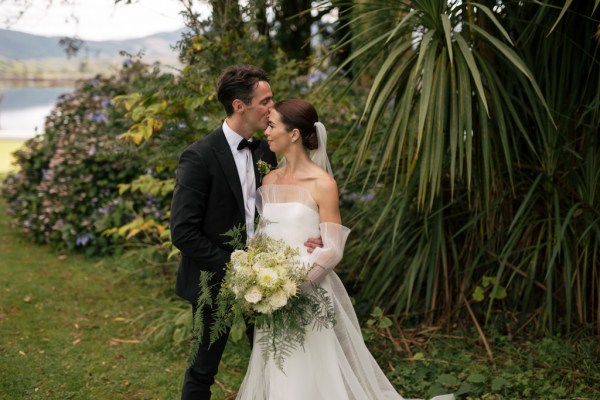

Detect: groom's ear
[232,99,245,113]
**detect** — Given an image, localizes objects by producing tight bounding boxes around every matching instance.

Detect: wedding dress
[235,184,454,400]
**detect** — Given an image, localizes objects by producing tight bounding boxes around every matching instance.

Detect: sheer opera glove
[301,222,351,292]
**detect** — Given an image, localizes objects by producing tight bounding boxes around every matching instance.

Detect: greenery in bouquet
[190,232,335,371]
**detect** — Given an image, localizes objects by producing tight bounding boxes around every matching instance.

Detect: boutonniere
[257,159,272,183]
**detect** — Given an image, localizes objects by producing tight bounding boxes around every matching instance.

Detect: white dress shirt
[222,120,256,238]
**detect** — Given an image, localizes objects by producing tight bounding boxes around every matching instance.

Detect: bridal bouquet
[190,232,335,370]
[226,235,305,313]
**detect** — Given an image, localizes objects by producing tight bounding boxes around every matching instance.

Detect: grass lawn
[0,195,598,399]
[0,199,247,400]
[0,139,25,173]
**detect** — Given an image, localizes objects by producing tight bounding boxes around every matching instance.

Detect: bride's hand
[304,237,323,254]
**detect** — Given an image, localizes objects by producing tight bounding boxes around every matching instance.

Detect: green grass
[0,200,247,400]
[1,196,598,399]
[0,139,25,173]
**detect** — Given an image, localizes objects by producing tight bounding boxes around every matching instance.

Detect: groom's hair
[217,64,270,116]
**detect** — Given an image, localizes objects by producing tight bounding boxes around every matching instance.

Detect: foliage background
[1,4,599,398]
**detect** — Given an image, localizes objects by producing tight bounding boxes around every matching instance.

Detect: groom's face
[243,80,274,131]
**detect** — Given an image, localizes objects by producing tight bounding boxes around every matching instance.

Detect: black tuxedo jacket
[170,127,277,303]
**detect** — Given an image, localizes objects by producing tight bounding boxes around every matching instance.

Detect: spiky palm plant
[325,0,600,334]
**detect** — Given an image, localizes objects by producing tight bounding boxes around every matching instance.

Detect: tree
[324,0,600,334]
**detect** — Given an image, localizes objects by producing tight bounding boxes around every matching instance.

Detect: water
[0,86,74,139]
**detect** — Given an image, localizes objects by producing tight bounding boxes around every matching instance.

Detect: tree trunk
[210,0,242,33]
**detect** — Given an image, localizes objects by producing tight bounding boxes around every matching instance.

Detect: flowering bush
[0,62,162,254]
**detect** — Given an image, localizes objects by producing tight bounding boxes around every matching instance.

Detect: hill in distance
[0,28,186,81]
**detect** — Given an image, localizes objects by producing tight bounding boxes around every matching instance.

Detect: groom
[170,64,276,399]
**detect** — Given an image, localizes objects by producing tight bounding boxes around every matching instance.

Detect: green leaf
[472,25,553,124]
[131,105,146,122]
[437,373,460,386]
[455,34,489,116]
[440,13,454,64]
[482,276,495,288]
[379,317,393,329]
[491,377,508,391]
[492,285,507,300]
[472,286,485,302]
[229,320,245,342]
[472,2,514,45]
[467,372,487,383]
[547,0,574,34]
[456,381,478,396]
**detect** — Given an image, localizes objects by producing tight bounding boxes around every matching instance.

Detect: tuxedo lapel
[212,130,245,216]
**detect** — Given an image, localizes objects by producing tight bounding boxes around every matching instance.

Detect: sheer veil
[277,121,333,177]
[309,122,333,176]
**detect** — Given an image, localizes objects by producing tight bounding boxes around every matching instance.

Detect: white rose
[230,250,248,266]
[244,286,263,304]
[268,290,289,310]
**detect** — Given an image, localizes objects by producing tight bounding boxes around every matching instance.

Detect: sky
[0,0,209,41]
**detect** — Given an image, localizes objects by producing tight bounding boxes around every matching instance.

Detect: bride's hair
[274,99,319,150]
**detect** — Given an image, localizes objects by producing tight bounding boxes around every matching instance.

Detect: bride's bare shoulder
[312,172,339,200]
[262,169,281,185]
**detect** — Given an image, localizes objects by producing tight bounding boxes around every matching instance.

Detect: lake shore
[0,77,79,89]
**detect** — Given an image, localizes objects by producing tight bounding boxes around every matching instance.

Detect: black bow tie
[237,138,260,151]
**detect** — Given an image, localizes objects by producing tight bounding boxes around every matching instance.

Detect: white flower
[234,264,253,280]
[282,280,298,297]
[231,250,248,267]
[272,251,287,265]
[257,268,279,288]
[244,286,263,304]
[253,301,274,314]
[231,284,243,297]
[268,290,289,310]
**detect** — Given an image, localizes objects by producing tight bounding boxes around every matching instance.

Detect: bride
[235,99,454,400]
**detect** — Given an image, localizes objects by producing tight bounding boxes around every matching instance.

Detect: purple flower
[360,191,375,202]
[87,111,109,124]
[76,233,94,246]
[308,70,329,86]
[101,99,114,108]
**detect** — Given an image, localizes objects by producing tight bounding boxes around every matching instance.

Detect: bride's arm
[301,177,350,291]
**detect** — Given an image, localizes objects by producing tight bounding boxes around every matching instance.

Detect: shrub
[0,61,159,255]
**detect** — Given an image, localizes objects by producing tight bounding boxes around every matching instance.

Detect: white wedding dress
[236,184,454,400]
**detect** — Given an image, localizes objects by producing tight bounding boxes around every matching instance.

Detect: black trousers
[181,303,254,400]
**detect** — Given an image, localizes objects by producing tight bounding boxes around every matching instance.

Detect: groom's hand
[304,237,323,254]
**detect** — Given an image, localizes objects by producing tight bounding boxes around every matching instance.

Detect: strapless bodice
[257,185,321,260]
[257,185,320,258]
